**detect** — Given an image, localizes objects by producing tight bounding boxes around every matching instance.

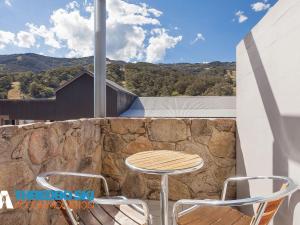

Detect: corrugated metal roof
[121,96,236,118]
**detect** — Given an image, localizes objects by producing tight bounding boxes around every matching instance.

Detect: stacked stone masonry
[0,118,236,225]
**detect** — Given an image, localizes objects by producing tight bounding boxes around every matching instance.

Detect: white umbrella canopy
[94,0,107,117]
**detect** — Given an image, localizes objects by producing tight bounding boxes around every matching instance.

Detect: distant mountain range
[0,53,94,73]
[0,53,236,99]
[0,53,235,73]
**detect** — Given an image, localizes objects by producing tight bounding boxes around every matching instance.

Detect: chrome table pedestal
[160,174,169,225]
[125,150,204,225]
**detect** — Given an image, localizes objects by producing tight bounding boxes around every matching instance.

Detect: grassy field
[7,82,22,99]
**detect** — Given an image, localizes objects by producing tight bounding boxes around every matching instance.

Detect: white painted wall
[236,0,300,224]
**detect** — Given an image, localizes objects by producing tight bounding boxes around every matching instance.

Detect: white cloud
[235,11,248,23]
[107,0,162,26]
[26,23,61,49]
[191,33,205,44]
[51,0,181,61]
[66,1,80,10]
[105,0,169,61]
[49,7,94,57]
[2,0,182,62]
[0,30,15,49]
[0,29,36,49]
[251,2,271,12]
[148,7,163,17]
[146,28,182,63]
[43,0,167,59]
[107,24,146,61]
[16,31,36,48]
[4,0,12,7]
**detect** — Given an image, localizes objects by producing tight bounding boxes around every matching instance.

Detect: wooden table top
[125,150,203,174]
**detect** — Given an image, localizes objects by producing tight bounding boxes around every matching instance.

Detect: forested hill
[0,53,127,73]
[0,53,236,99]
[0,53,94,73]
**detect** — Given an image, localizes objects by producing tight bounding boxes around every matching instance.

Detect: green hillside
[0,53,236,99]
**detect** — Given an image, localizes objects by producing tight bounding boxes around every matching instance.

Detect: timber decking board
[101,205,139,225]
[76,204,146,225]
[177,206,252,225]
[117,205,146,224]
[77,208,103,225]
[90,205,117,225]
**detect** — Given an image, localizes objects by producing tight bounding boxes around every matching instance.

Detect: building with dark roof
[0,71,137,124]
[0,70,236,125]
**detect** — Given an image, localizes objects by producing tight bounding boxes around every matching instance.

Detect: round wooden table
[125,150,204,225]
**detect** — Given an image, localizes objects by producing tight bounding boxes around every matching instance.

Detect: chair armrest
[37,172,152,225]
[221,176,290,200]
[175,176,298,225]
[36,171,109,196]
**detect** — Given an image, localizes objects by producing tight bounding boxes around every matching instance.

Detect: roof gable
[55,71,93,93]
[55,70,136,96]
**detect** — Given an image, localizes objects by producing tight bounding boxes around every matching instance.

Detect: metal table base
[125,150,204,225]
[161,174,169,225]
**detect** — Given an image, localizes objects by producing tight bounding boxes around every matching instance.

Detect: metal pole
[94,0,106,117]
[161,174,169,225]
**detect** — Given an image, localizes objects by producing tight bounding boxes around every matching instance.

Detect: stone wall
[0,119,102,225]
[102,118,236,200]
[0,118,236,225]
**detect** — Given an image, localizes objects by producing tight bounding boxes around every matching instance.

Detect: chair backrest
[253,183,288,225]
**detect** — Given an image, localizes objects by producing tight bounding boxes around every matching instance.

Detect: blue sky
[0,0,277,63]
